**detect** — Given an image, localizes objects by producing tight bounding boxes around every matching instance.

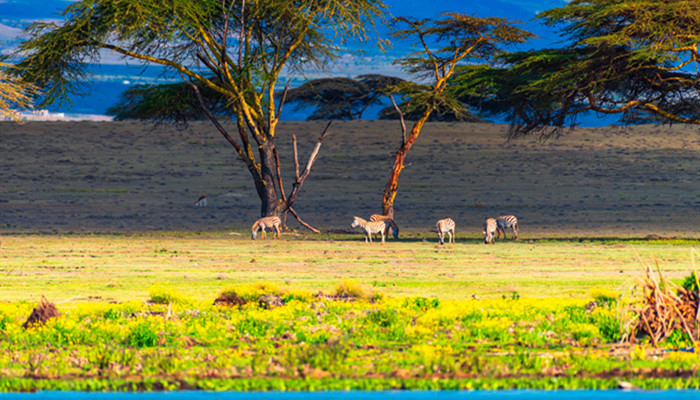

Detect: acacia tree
[282,75,405,120]
[379,13,533,218]
[456,0,700,139]
[0,62,37,122]
[16,0,387,229]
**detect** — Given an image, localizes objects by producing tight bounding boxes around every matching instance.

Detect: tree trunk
[381,113,431,219]
[258,142,283,217]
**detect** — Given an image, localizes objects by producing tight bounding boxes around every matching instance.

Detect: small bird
[474,200,485,207]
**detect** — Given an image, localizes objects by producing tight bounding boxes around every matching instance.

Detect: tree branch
[273,146,286,202]
[389,95,407,145]
[292,133,300,180]
[288,206,321,234]
[286,121,332,207]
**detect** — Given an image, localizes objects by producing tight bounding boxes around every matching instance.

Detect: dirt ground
[1,120,699,237]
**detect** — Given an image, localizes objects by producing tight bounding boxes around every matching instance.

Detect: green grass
[1,234,698,391]
[1,294,698,391]
[1,234,696,302]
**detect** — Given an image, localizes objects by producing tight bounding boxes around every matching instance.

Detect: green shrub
[681,272,699,293]
[334,279,380,301]
[127,322,159,348]
[364,309,398,328]
[404,297,440,311]
[590,288,619,307]
[148,284,184,305]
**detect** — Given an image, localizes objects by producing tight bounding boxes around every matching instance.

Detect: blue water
[2,391,698,400]
[43,63,621,127]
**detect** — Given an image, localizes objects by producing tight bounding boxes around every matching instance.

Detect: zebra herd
[251,214,519,245]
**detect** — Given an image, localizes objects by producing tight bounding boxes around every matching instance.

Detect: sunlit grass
[1,234,697,302]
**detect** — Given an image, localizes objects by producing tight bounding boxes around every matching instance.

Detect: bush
[148,284,184,305]
[590,288,619,307]
[333,279,381,301]
[126,322,159,348]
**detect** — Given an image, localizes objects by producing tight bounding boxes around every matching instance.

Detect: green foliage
[333,279,379,300]
[0,297,698,391]
[459,0,700,138]
[0,311,11,330]
[403,297,440,311]
[0,61,38,122]
[386,13,533,123]
[148,284,185,305]
[126,321,159,348]
[590,288,619,307]
[681,272,699,293]
[106,81,233,124]
[665,329,693,350]
[283,75,405,120]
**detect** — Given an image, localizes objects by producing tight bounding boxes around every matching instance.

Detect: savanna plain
[1,120,699,391]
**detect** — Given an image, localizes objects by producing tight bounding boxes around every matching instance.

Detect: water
[43,64,621,127]
[2,391,698,400]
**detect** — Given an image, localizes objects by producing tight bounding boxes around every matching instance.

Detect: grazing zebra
[369,214,399,239]
[483,218,498,244]
[496,215,519,240]
[435,218,456,245]
[351,216,386,244]
[251,216,282,240]
[194,195,207,207]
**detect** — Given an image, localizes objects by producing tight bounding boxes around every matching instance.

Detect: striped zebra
[369,214,399,239]
[435,218,456,245]
[496,215,519,240]
[351,216,386,244]
[483,217,498,244]
[251,216,282,240]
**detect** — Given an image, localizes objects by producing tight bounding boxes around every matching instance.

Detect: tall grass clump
[214,281,312,308]
[148,284,185,305]
[333,279,381,301]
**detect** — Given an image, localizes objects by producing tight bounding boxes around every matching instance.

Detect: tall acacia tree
[380,13,533,218]
[456,0,700,139]
[16,0,387,228]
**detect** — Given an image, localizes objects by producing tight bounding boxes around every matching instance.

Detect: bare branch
[288,207,321,234]
[389,95,407,145]
[273,146,286,202]
[292,134,300,180]
[276,80,291,120]
[287,121,333,206]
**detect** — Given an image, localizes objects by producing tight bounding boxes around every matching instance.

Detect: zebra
[483,217,498,244]
[435,218,456,245]
[351,216,386,244]
[251,216,282,240]
[496,215,519,240]
[369,214,399,239]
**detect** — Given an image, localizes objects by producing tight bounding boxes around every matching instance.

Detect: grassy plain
[0,234,698,302]
[1,121,699,391]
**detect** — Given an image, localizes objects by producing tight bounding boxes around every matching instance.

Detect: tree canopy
[283,75,404,120]
[0,61,37,122]
[106,80,233,123]
[456,0,700,139]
